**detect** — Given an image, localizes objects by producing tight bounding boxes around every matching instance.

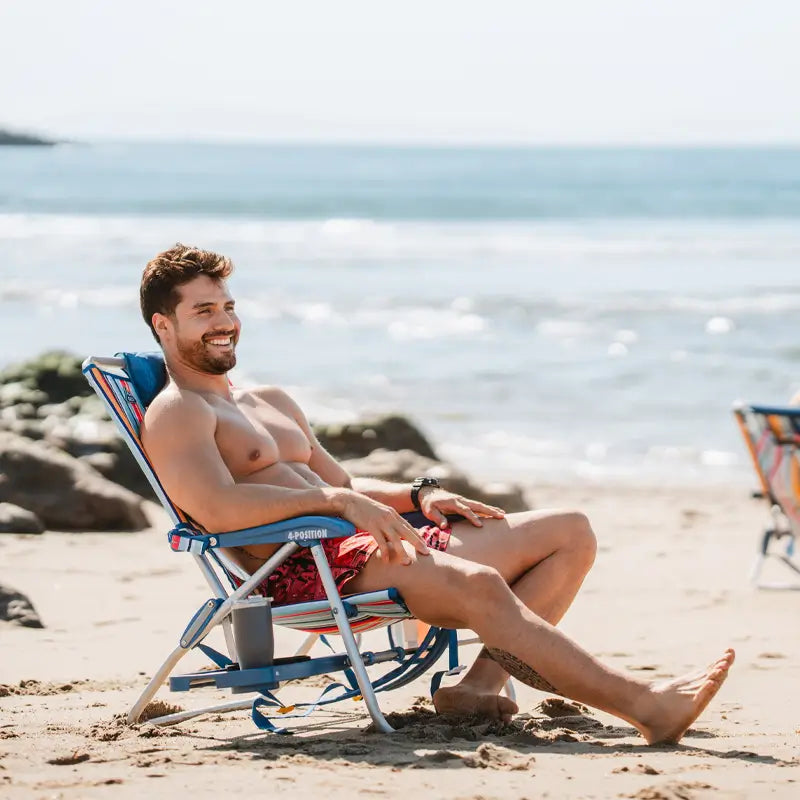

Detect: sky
[1,0,799,145]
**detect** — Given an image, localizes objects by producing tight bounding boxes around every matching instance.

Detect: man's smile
[204,334,235,348]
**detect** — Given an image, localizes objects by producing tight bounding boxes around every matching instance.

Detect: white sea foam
[607,342,629,357]
[1,210,795,488]
[705,316,735,335]
[3,213,800,263]
[536,319,593,338]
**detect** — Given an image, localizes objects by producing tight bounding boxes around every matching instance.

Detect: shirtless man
[140,244,734,744]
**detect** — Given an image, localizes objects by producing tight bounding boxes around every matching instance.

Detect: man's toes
[497,695,519,719]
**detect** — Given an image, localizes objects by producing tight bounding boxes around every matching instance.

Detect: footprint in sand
[612,762,661,775]
[625,781,729,800]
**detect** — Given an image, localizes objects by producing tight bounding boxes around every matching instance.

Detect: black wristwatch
[411,477,440,510]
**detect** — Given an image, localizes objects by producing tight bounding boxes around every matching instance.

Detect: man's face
[158,275,241,375]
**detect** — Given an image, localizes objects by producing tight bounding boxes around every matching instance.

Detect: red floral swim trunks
[240,512,452,606]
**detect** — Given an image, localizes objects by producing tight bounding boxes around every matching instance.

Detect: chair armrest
[170,516,357,552]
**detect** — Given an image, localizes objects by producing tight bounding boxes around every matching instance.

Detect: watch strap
[411,476,440,510]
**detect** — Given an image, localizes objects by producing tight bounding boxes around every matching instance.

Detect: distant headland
[0,128,57,146]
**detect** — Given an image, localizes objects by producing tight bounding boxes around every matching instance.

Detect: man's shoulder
[247,384,292,403]
[246,385,305,416]
[144,384,214,428]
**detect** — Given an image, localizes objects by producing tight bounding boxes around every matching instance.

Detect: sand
[2,481,799,799]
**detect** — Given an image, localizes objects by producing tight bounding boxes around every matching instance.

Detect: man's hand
[336,490,431,565]
[419,488,505,529]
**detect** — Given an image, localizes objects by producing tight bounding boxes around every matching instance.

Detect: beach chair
[82,353,465,733]
[733,402,800,589]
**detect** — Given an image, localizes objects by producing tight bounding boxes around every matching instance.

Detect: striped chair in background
[733,402,800,589]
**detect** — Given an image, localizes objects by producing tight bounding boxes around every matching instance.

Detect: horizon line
[37,135,800,150]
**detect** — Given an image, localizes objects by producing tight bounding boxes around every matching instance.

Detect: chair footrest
[170,654,343,693]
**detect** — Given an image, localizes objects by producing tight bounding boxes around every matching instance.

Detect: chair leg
[128,645,188,724]
[751,528,800,589]
[295,632,319,657]
[221,618,238,663]
[750,554,766,587]
[309,543,394,733]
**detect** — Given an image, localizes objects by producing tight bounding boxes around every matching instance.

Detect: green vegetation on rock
[0,351,91,404]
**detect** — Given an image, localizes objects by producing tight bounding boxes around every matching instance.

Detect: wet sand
[2,482,799,799]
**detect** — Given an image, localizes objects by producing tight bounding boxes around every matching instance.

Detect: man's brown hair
[140,243,234,342]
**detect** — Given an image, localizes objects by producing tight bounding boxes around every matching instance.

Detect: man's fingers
[427,508,450,529]
[458,503,484,527]
[464,500,506,518]
[377,533,394,563]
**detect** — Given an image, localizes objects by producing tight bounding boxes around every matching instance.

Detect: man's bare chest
[211,393,312,478]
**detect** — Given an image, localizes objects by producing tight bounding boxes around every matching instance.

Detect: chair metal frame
[83,355,463,732]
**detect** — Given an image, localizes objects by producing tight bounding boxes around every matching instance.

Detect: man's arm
[352,477,506,529]
[142,390,430,561]
[273,389,506,530]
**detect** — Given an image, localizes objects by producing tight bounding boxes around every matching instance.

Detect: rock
[0,418,46,440]
[0,584,44,628]
[0,128,56,146]
[42,415,120,457]
[0,383,48,409]
[341,449,529,512]
[78,449,156,499]
[313,415,438,460]
[0,431,148,531]
[0,351,90,407]
[0,502,44,534]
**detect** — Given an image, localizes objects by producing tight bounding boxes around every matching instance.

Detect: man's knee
[517,508,597,567]
[561,511,597,567]
[460,563,509,611]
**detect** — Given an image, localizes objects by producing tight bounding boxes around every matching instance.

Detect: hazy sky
[2,0,798,144]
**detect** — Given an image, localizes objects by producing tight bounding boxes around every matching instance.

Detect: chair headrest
[116,351,167,408]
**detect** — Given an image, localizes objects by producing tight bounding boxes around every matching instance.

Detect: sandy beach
[2,480,799,799]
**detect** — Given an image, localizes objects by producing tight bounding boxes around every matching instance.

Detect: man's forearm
[351,477,415,513]
[202,484,347,533]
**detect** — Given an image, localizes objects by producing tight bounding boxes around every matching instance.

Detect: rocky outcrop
[313,415,439,461]
[0,432,148,531]
[0,502,44,534]
[0,128,56,146]
[0,584,43,628]
[0,353,156,500]
[0,350,93,406]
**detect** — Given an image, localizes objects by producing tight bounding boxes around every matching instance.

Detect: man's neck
[164,356,233,400]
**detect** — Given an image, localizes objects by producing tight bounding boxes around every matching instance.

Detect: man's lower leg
[449,571,734,744]
[436,536,595,716]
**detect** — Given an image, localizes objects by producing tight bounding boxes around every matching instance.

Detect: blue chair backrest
[116,351,167,408]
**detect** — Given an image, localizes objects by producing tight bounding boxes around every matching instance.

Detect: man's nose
[214,309,236,328]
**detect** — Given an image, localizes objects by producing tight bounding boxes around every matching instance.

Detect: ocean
[2,143,800,487]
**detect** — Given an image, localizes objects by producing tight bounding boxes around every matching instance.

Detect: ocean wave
[438,434,747,486]
[3,213,800,262]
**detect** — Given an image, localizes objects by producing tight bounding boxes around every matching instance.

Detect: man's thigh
[445,508,586,584]
[346,545,486,629]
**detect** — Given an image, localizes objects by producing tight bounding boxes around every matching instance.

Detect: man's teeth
[207,337,232,345]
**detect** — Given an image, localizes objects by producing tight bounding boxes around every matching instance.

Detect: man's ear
[152,312,171,339]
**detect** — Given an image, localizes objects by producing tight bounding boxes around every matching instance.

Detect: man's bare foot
[635,648,736,745]
[433,684,519,722]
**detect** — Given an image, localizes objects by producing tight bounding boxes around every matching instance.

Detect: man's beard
[176,334,237,375]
